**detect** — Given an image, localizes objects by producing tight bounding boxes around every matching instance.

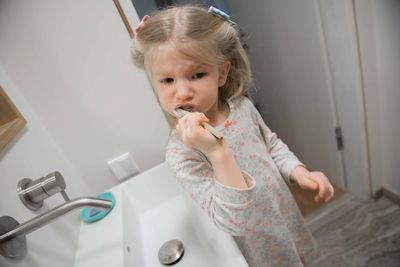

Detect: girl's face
[149,44,230,121]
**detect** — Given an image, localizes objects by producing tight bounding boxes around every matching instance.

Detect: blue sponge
[80,192,116,223]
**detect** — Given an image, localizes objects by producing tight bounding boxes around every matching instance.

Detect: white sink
[74,162,248,267]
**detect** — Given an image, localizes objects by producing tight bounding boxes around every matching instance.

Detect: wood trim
[0,118,25,151]
[113,0,134,39]
[0,86,26,151]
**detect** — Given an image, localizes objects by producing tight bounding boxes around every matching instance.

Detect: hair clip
[135,15,151,35]
[208,6,237,26]
[134,15,150,53]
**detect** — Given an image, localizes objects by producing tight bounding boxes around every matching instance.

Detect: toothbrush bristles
[173,108,189,119]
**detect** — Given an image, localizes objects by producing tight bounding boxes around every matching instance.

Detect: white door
[229,0,346,188]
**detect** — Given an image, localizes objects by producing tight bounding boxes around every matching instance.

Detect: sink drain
[158,239,184,265]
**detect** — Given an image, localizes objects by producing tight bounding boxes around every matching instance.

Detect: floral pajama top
[166,96,317,267]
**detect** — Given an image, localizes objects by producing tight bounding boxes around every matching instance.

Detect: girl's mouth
[177,105,194,112]
[172,105,196,119]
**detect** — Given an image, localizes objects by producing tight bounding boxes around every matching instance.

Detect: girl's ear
[218,61,231,87]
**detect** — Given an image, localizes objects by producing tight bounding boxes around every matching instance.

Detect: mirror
[0,85,26,152]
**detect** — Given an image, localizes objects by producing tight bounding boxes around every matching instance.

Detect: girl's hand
[291,166,335,203]
[176,112,248,189]
[175,112,221,156]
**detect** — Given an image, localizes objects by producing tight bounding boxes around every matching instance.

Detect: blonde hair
[132,5,252,104]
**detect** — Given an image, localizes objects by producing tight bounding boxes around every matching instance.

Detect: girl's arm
[206,140,248,189]
[167,112,256,236]
[176,112,249,189]
[290,165,335,202]
[251,108,304,184]
[166,141,256,236]
[248,100,335,202]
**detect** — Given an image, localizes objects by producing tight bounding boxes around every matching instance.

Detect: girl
[132,5,335,267]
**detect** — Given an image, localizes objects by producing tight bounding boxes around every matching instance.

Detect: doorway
[228,0,371,206]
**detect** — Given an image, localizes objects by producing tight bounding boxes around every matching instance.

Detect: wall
[0,67,91,267]
[0,0,168,266]
[356,0,400,196]
[0,0,169,194]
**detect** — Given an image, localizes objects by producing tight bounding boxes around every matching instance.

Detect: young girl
[132,5,334,267]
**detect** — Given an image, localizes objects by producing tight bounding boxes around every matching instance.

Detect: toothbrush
[173,109,223,139]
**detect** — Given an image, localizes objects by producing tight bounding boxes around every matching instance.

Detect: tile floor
[303,193,400,267]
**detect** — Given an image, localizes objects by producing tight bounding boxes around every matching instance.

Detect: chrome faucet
[0,172,113,259]
[0,197,112,259]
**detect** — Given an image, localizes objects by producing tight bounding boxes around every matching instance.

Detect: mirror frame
[0,85,26,152]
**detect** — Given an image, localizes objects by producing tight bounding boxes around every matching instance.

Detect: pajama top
[166,96,317,267]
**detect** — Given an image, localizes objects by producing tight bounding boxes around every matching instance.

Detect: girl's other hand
[291,166,335,203]
[175,112,221,155]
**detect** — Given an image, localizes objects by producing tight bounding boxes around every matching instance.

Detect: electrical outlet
[107,152,140,181]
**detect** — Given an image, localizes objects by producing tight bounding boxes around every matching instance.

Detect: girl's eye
[160,78,174,84]
[192,72,207,80]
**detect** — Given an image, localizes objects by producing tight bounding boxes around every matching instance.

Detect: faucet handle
[41,171,65,195]
[17,171,69,211]
[60,190,70,202]
[41,171,71,201]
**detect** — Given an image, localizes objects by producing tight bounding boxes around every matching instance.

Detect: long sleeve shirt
[166,96,317,267]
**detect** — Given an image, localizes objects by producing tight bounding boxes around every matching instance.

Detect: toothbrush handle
[204,123,223,139]
[173,109,223,139]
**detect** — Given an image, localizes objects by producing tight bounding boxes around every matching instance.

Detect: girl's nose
[175,81,193,101]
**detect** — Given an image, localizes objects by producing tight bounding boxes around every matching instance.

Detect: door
[229,0,346,188]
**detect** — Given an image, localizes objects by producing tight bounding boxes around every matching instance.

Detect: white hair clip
[208,6,237,26]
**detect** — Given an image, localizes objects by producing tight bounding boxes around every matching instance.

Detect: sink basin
[74,162,248,267]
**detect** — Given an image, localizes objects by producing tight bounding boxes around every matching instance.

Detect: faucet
[0,197,112,242]
[0,172,113,259]
[0,197,112,258]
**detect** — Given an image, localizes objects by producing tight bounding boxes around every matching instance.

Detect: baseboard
[373,187,400,206]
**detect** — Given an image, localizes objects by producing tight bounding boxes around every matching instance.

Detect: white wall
[0,0,168,266]
[356,0,400,196]
[0,67,91,267]
[0,0,169,194]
